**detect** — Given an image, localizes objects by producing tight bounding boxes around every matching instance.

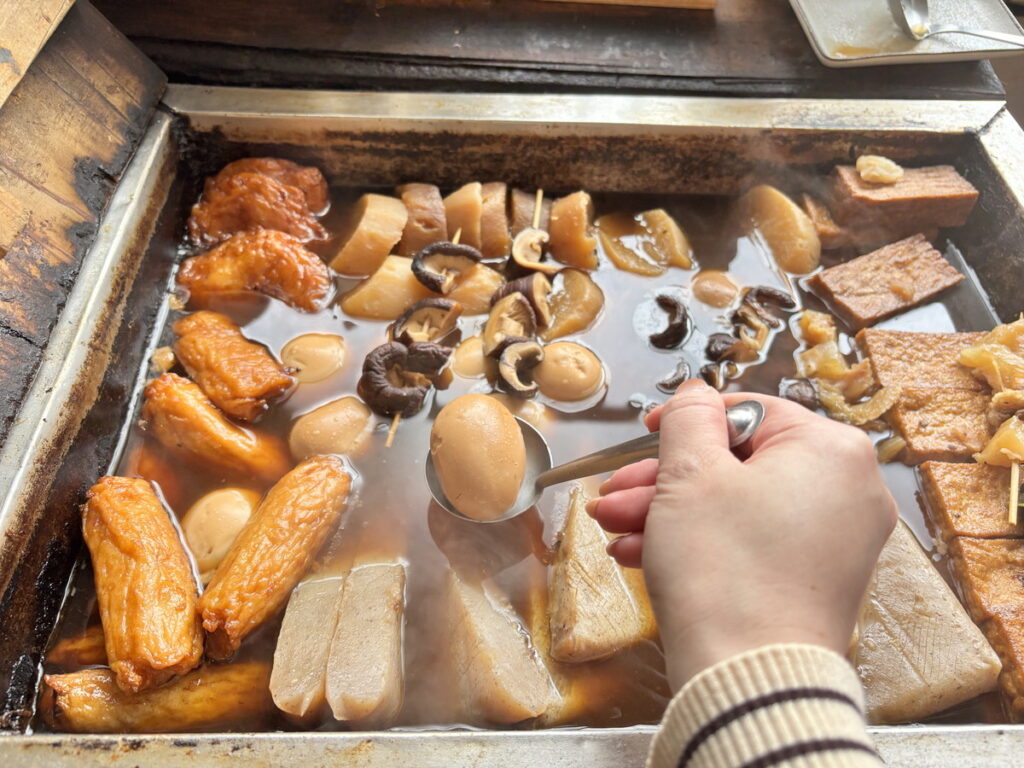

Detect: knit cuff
[647,644,882,768]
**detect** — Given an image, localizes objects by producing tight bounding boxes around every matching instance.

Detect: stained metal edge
[0,112,176,584]
[162,84,1005,136]
[977,106,1024,213]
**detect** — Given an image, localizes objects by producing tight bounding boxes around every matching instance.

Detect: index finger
[721,392,831,453]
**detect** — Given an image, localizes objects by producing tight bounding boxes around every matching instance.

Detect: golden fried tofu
[919,461,1019,542]
[48,625,107,669]
[200,456,352,660]
[173,311,294,422]
[82,477,203,693]
[809,234,963,329]
[889,388,991,463]
[210,158,329,214]
[142,373,291,485]
[177,228,332,312]
[122,438,189,513]
[187,172,327,246]
[949,537,1024,719]
[42,662,272,733]
[857,329,985,391]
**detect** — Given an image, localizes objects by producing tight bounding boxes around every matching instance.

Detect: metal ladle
[427,400,765,524]
[887,0,1024,47]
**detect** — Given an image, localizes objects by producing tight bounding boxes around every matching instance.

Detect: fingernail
[598,479,611,495]
[585,498,600,517]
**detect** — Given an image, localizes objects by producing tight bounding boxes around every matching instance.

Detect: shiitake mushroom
[649,294,691,350]
[491,273,552,328]
[510,228,560,276]
[411,241,484,294]
[498,341,544,396]
[389,298,463,345]
[358,341,454,417]
[657,359,691,394]
[482,293,537,357]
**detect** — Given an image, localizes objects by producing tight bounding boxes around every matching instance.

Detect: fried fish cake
[187,172,327,246]
[178,228,332,312]
[199,456,352,660]
[82,477,203,693]
[47,625,108,669]
[142,373,291,485]
[173,311,294,422]
[210,158,329,214]
[42,662,272,733]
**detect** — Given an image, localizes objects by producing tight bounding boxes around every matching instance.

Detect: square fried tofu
[919,461,1019,542]
[809,234,963,329]
[831,164,979,231]
[857,329,986,391]
[890,388,991,463]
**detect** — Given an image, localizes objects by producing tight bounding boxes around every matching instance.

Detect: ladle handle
[535,400,764,489]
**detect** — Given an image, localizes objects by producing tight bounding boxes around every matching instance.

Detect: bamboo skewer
[1011,461,1020,526]
[533,189,544,230]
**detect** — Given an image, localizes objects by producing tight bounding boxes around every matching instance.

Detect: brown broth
[37,187,1002,732]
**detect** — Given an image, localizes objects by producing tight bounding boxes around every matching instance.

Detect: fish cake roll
[142,373,291,485]
[200,456,352,659]
[83,477,203,693]
[173,311,294,422]
[42,663,272,733]
[47,625,107,669]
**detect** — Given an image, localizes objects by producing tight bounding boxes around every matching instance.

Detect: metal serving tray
[2,88,1024,766]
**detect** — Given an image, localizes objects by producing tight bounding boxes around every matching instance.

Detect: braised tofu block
[890,388,991,463]
[42,663,272,733]
[325,562,407,727]
[800,193,937,250]
[919,461,1018,542]
[856,329,985,391]
[271,576,344,719]
[549,487,645,663]
[809,234,963,328]
[446,570,558,724]
[830,164,979,231]
[188,172,327,246]
[173,311,294,422]
[47,625,107,669]
[949,538,1024,718]
[851,523,1000,724]
[142,373,291,485]
[396,183,447,256]
[210,158,329,214]
[200,456,352,660]
[178,228,332,312]
[82,477,203,693]
[800,193,847,250]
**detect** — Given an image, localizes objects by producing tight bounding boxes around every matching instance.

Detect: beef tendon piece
[851,522,1000,724]
[173,311,294,422]
[960,317,1024,394]
[446,570,558,724]
[210,158,329,214]
[178,228,332,312]
[397,183,447,256]
[331,193,408,276]
[856,329,986,391]
[830,164,979,232]
[889,388,991,464]
[143,373,291,485]
[326,562,407,727]
[949,537,1024,719]
[42,662,272,733]
[48,625,107,669]
[549,487,645,663]
[809,234,963,329]
[187,172,327,246]
[83,477,203,693]
[271,576,344,719]
[919,461,1019,542]
[200,456,352,660]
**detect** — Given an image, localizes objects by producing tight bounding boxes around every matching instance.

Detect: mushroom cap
[648,294,691,350]
[482,292,538,357]
[411,241,484,294]
[492,273,552,328]
[357,340,453,417]
[390,297,463,345]
[510,227,560,275]
[498,340,545,396]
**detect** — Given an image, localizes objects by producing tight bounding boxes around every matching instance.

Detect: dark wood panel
[0,0,74,109]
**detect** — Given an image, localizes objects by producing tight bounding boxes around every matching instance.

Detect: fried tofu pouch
[199,456,352,659]
[42,662,272,733]
[173,311,294,422]
[82,477,203,693]
[210,158,329,214]
[142,373,291,485]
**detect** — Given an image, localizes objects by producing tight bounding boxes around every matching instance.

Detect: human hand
[588,379,897,690]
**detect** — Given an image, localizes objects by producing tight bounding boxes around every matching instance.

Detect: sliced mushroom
[411,241,484,294]
[357,341,453,417]
[510,228,562,276]
[498,341,544,396]
[482,293,537,357]
[781,378,819,410]
[389,298,463,345]
[735,286,796,329]
[705,332,759,364]
[492,273,553,328]
[648,294,691,350]
[699,361,738,391]
[657,359,691,394]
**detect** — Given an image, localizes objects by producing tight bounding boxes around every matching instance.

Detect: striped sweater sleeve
[647,644,884,768]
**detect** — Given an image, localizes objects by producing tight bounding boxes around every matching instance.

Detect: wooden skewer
[533,188,544,230]
[1011,461,1020,526]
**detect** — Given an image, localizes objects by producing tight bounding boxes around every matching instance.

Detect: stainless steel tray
[2,88,1024,766]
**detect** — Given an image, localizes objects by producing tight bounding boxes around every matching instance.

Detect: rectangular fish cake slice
[857,329,985,391]
[809,234,963,329]
[830,165,979,230]
[890,388,991,464]
[919,461,1020,542]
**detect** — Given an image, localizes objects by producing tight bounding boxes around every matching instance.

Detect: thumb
[651,379,735,481]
